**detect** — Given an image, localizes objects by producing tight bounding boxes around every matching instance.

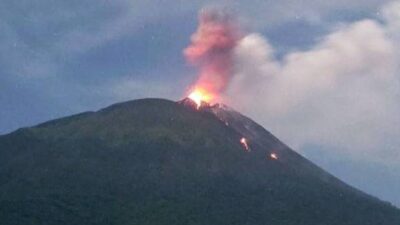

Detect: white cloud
[225,2,400,165]
[1,0,393,79]
[382,1,400,32]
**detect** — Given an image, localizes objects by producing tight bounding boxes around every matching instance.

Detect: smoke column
[184,9,240,100]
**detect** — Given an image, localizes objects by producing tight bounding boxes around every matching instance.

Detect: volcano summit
[0,98,399,225]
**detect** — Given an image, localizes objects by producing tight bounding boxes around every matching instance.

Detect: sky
[1,0,399,207]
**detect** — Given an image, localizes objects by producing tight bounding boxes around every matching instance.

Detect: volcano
[0,98,399,225]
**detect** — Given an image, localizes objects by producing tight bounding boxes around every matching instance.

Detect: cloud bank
[224,2,400,165]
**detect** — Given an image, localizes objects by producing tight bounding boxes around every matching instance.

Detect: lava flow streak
[240,137,250,151]
[270,153,278,160]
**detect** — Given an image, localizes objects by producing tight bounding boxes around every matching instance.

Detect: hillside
[0,98,399,225]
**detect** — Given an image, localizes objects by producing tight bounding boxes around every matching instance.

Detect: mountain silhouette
[0,98,399,225]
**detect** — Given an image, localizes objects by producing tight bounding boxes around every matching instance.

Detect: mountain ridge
[0,98,399,225]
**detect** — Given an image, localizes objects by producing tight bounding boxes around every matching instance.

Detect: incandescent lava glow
[188,88,213,109]
[183,8,240,104]
[240,137,250,152]
[270,153,278,160]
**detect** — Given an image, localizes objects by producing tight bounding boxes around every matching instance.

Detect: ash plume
[184,8,241,97]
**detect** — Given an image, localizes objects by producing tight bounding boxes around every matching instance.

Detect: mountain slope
[0,98,399,225]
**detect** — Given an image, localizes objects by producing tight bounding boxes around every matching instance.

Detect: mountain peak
[0,98,399,225]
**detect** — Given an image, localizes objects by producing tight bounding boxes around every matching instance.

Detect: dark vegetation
[0,98,399,225]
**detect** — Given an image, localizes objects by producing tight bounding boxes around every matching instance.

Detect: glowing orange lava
[240,137,250,152]
[188,88,213,109]
[270,153,278,160]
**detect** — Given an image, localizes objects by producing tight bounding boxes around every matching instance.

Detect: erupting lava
[183,8,240,106]
[188,88,213,109]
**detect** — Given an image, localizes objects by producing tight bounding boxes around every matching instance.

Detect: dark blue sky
[1,0,399,207]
